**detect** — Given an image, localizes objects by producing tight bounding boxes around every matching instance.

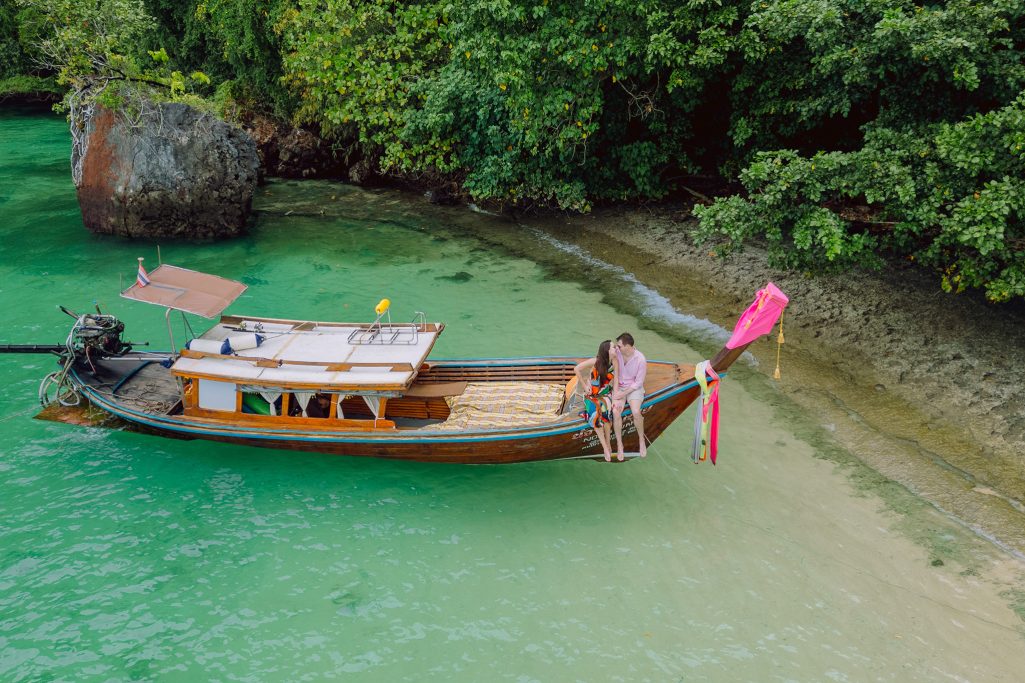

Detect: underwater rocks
[73,102,259,239]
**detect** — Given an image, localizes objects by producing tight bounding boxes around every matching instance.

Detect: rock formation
[243,113,363,181]
[72,101,259,239]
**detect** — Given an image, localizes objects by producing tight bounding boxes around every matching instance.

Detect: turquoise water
[2,108,1025,682]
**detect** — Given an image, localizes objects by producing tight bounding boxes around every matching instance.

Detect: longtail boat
[2,264,788,463]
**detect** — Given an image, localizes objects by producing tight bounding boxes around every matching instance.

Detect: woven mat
[424,381,565,431]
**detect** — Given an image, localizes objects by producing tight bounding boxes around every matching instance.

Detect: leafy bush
[695,92,1025,301]
[0,5,25,79]
[0,74,60,98]
[17,0,221,116]
[277,0,450,173]
[277,0,743,209]
[727,0,1025,158]
[144,0,295,117]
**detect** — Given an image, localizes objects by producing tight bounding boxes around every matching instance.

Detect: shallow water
[2,108,1024,682]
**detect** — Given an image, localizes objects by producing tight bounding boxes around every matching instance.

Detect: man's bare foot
[639,445,647,458]
[616,451,625,462]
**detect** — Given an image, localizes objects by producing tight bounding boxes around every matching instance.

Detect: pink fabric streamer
[726,282,789,349]
[705,365,720,465]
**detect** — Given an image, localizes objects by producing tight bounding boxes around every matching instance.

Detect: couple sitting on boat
[574,333,647,462]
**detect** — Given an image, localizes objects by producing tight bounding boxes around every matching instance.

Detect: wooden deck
[76,357,182,416]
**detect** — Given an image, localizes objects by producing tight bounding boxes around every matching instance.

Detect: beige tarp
[121,265,247,318]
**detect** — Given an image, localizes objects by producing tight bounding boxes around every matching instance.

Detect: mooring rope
[38,355,80,407]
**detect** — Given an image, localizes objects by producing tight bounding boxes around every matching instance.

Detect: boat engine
[64,308,133,360]
[0,308,132,360]
[0,305,135,406]
[45,307,135,406]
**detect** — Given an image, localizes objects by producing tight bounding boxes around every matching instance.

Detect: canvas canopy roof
[121,265,247,318]
[170,316,444,392]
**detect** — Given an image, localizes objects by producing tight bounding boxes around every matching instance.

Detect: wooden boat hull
[59,357,704,464]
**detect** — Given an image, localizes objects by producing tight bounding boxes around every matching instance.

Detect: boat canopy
[121,265,247,318]
[170,315,444,392]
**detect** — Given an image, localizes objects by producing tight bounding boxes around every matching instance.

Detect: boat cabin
[170,314,447,430]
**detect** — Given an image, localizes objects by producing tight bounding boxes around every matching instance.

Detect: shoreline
[517,204,1025,558]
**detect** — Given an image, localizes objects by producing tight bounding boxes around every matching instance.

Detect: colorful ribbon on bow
[692,360,721,465]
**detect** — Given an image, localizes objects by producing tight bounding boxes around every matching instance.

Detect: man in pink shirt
[612,332,647,460]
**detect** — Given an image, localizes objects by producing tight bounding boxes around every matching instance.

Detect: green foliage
[928,95,1025,301]
[412,0,724,209]
[728,0,1025,158]
[17,0,220,112]
[279,0,743,208]
[277,0,450,179]
[0,4,26,79]
[1,3,52,83]
[144,0,295,117]
[18,0,156,88]
[0,74,61,97]
[696,92,1025,301]
[694,0,1025,301]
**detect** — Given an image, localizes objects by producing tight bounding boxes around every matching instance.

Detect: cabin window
[286,392,332,418]
[198,380,237,411]
[337,395,377,420]
[240,390,283,416]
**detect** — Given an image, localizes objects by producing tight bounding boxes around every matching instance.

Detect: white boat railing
[347,310,427,346]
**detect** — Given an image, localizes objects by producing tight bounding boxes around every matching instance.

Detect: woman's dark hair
[595,340,612,379]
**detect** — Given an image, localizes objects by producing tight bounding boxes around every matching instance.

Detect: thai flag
[137,261,151,287]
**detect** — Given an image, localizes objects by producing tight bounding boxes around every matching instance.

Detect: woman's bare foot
[639,444,647,458]
[616,450,625,462]
[603,448,612,462]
